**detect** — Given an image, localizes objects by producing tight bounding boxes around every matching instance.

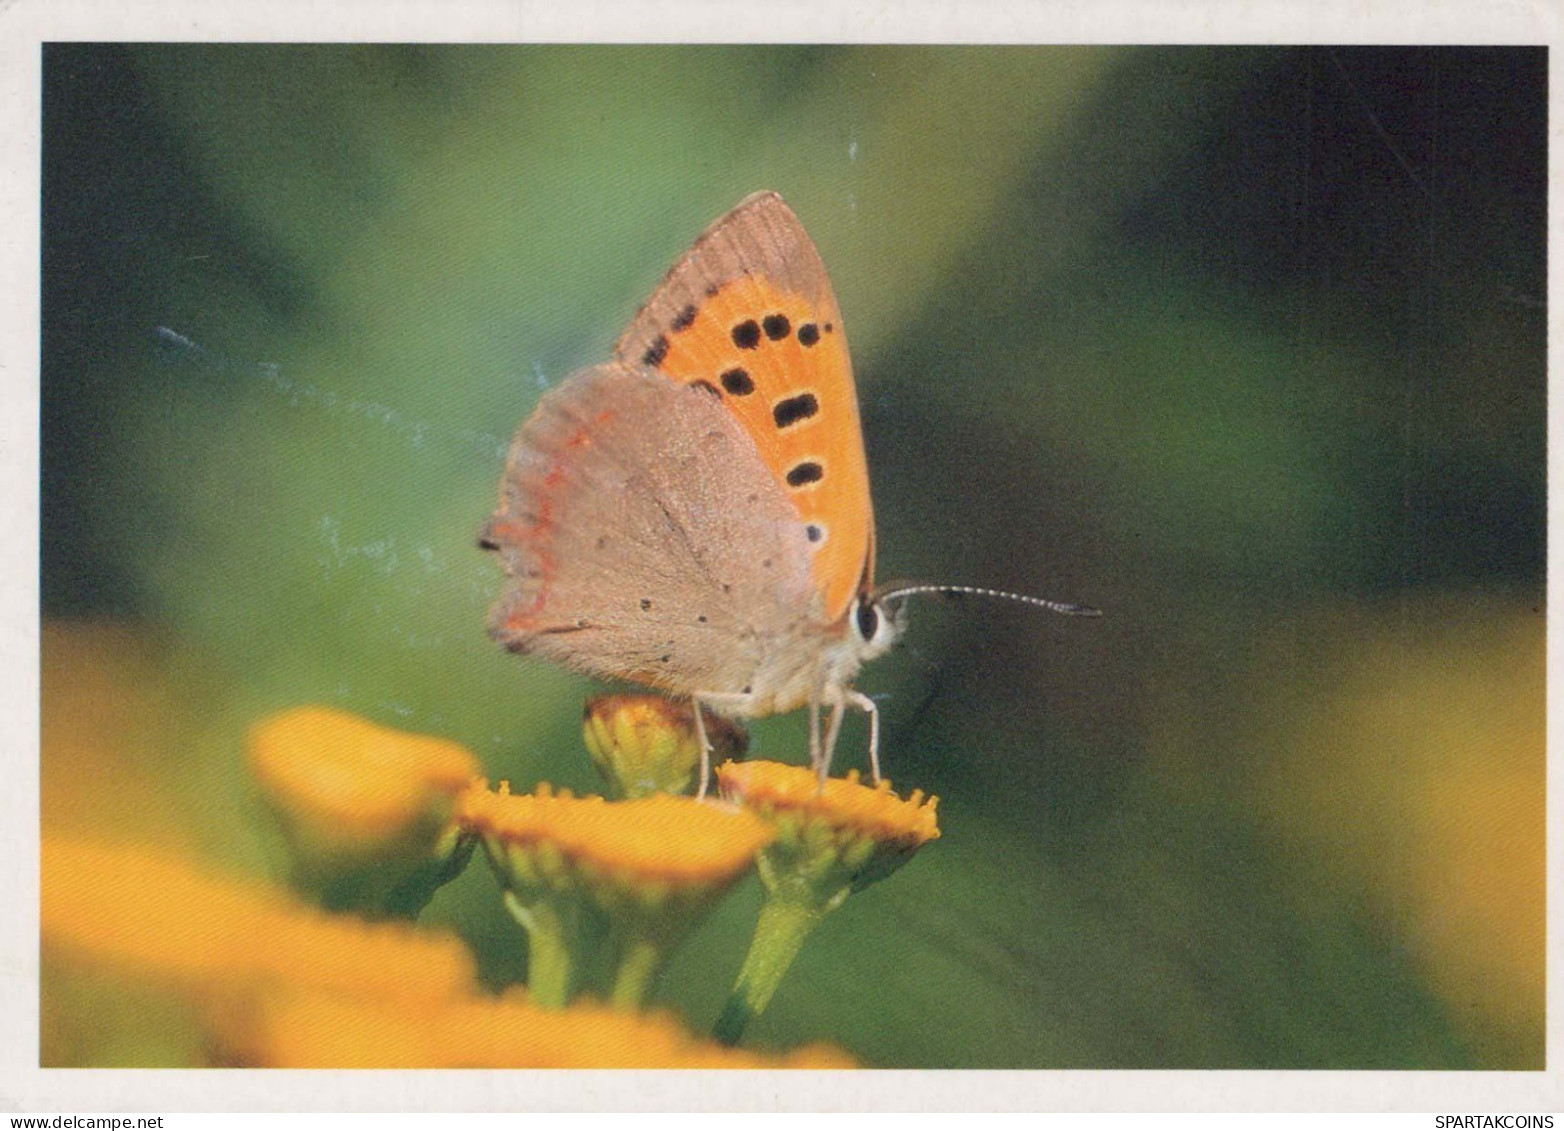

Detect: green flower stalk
[713,760,940,1045]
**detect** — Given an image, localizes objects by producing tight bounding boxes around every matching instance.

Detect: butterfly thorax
[724,594,901,718]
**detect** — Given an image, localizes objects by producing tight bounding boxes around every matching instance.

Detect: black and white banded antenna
[873,582,1101,619]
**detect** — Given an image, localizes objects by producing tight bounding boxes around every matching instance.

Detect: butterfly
[481,191,1095,794]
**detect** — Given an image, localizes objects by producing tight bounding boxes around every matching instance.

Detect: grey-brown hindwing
[483,363,818,696]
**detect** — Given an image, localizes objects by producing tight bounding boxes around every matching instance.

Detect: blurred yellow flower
[1240,593,1543,1066]
[42,836,475,1005]
[41,632,482,1063]
[246,706,484,915]
[248,705,482,845]
[215,985,856,1068]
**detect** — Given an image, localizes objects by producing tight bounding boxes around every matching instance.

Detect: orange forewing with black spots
[614,192,874,624]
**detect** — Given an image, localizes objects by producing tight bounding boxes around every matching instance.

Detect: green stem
[503,891,575,1009]
[609,932,666,1011]
[713,894,830,1045]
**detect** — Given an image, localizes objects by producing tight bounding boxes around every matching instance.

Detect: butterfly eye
[855,601,879,642]
[850,597,901,659]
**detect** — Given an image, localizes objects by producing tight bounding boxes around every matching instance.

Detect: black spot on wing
[786,461,824,487]
[721,368,755,395]
[732,320,761,350]
[642,334,670,367]
[772,393,819,429]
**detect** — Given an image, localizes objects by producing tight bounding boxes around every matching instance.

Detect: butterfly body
[483,192,899,786]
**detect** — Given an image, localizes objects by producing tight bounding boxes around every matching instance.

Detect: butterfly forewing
[614,191,875,624]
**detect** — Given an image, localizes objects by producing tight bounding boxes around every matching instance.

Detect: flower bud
[582,694,746,798]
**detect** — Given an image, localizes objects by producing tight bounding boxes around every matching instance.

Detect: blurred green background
[41,45,1544,1068]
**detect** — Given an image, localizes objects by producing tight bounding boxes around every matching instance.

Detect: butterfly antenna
[873,582,1102,618]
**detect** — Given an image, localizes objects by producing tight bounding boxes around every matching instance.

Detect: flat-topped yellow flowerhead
[218,985,855,1068]
[247,707,484,915]
[457,782,773,910]
[458,783,778,1008]
[717,760,939,893]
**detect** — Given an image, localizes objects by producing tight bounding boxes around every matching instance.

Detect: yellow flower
[713,761,941,1045]
[216,986,855,1068]
[719,760,940,893]
[249,706,481,844]
[582,694,747,798]
[457,781,773,896]
[40,635,480,1064]
[719,760,940,850]
[247,706,483,915]
[457,782,775,1008]
[42,836,475,1006]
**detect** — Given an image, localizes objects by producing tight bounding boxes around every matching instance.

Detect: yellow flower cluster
[42,834,853,1067]
[44,690,940,1065]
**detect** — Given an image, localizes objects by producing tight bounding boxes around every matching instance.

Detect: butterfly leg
[807,690,823,777]
[818,698,848,786]
[691,700,714,801]
[691,691,754,801]
[846,690,881,782]
[816,689,880,783]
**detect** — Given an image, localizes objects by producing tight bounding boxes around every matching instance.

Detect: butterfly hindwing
[614,191,875,624]
[483,362,821,697]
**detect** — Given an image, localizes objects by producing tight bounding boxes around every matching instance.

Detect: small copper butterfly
[481,191,1096,794]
